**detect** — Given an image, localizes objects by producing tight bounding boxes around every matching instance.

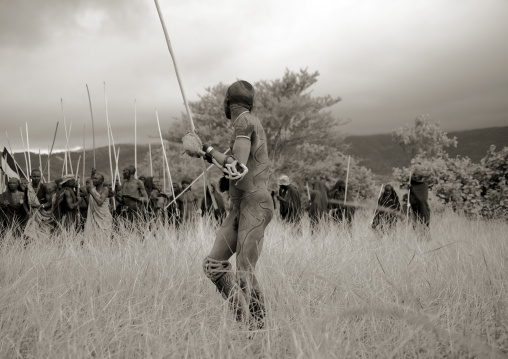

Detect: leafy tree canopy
[392,115,457,160]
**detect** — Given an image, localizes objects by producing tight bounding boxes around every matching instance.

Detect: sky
[0,0,507,153]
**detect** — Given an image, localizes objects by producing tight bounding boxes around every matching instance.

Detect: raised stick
[47,145,50,181]
[156,109,175,200]
[154,0,217,209]
[148,140,153,177]
[104,82,114,187]
[75,155,81,180]
[67,122,74,175]
[115,147,121,186]
[154,0,195,132]
[19,127,29,176]
[82,125,86,186]
[164,148,230,210]
[86,84,96,168]
[370,184,384,226]
[42,122,59,177]
[344,155,351,206]
[306,182,311,201]
[25,123,32,175]
[134,99,137,179]
[60,99,69,175]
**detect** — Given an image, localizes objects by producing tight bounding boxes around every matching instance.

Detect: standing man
[184,80,273,329]
[409,171,431,240]
[177,177,199,223]
[0,177,28,236]
[85,172,113,235]
[275,175,301,223]
[119,165,148,222]
[23,169,55,242]
[53,175,83,232]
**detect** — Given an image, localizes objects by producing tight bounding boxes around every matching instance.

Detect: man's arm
[65,190,82,210]
[90,187,109,206]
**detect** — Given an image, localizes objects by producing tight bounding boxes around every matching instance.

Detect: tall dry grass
[0,209,506,358]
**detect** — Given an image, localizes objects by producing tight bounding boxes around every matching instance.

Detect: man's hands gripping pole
[182,132,248,181]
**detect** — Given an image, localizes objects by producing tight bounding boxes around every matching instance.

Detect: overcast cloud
[0,0,507,152]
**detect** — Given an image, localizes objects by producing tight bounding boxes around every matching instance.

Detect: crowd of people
[0,165,232,243]
[0,167,432,242]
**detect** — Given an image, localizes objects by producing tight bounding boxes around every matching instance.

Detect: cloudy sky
[1,0,507,152]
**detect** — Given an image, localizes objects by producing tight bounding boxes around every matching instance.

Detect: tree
[392,115,457,160]
[162,68,376,199]
[166,68,347,161]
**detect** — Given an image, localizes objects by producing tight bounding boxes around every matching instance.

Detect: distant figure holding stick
[183,80,273,330]
[119,165,148,223]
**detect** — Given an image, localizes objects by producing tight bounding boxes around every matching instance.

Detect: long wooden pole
[344,155,351,205]
[115,147,121,186]
[67,122,74,175]
[134,99,137,179]
[86,84,96,168]
[104,82,114,187]
[42,122,59,177]
[156,110,175,201]
[25,123,32,175]
[48,146,50,182]
[19,127,29,176]
[164,148,230,210]
[148,140,153,177]
[370,184,384,226]
[154,0,195,132]
[154,0,218,209]
[75,155,81,180]
[82,125,86,186]
[61,99,69,175]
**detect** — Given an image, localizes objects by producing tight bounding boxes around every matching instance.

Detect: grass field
[0,209,507,358]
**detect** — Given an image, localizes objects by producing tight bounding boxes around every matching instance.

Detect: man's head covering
[60,175,74,185]
[224,80,255,119]
[278,175,291,186]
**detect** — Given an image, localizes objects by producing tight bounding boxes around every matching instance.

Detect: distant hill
[8,126,508,182]
[345,126,508,178]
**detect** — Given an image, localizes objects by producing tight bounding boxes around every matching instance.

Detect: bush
[393,146,508,219]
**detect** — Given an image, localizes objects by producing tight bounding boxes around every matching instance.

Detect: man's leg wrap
[203,257,249,322]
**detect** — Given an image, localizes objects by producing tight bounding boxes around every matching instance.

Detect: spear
[86,84,96,168]
[306,182,311,201]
